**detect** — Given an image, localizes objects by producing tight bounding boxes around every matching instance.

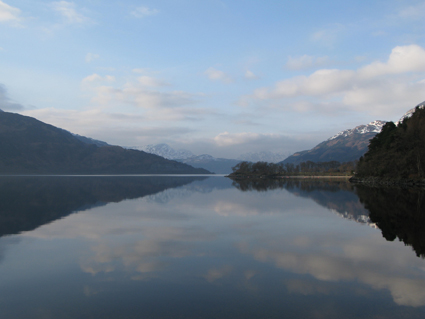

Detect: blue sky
[1,0,424,158]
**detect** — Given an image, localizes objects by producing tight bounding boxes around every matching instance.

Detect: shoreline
[226,174,352,179]
[349,176,425,188]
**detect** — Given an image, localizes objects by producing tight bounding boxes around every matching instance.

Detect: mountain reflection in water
[0,176,207,237]
[355,185,425,258]
[232,178,371,224]
[0,176,424,319]
[231,178,425,258]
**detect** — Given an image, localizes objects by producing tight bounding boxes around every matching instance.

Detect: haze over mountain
[0,111,210,175]
[237,151,288,163]
[177,155,240,174]
[141,143,239,174]
[281,120,386,165]
[141,144,195,160]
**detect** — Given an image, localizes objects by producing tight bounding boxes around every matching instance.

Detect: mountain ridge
[354,101,425,181]
[281,120,386,165]
[0,111,211,174]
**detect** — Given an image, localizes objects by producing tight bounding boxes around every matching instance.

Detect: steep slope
[282,120,386,165]
[0,111,211,174]
[395,101,425,125]
[355,102,425,180]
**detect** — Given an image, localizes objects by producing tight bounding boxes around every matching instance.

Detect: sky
[0,0,424,158]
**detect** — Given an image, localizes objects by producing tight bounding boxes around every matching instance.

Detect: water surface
[0,176,424,318]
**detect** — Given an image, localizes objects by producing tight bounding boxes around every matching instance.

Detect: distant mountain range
[0,111,210,174]
[141,143,195,160]
[140,144,288,173]
[237,151,288,163]
[134,144,239,174]
[281,120,386,165]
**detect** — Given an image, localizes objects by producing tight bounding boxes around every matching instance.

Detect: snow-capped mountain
[238,151,288,163]
[140,144,240,173]
[328,120,386,141]
[331,209,376,228]
[395,101,425,125]
[139,143,194,160]
[282,120,386,165]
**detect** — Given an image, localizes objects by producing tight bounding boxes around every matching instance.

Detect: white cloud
[359,45,425,77]
[399,3,425,19]
[21,106,200,147]
[137,76,169,87]
[82,74,115,85]
[244,70,258,80]
[51,1,89,24]
[310,24,344,47]
[0,0,21,24]
[214,132,281,147]
[246,45,425,117]
[205,67,233,83]
[131,6,159,18]
[132,68,149,74]
[85,53,99,63]
[95,86,195,110]
[286,55,329,70]
[81,79,211,123]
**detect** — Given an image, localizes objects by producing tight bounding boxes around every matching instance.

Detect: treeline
[356,105,425,179]
[355,185,425,258]
[230,160,356,177]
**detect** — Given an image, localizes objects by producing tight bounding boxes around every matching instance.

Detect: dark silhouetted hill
[355,102,425,179]
[0,111,210,174]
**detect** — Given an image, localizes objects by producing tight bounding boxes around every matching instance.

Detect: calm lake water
[0,176,424,319]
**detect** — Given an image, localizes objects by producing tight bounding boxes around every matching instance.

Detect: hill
[140,143,240,174]
[355,102,425,180]
[281,120,386,165]
[0,111,211,174]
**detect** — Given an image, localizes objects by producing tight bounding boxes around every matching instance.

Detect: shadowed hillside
[0,111,210,174]
[355,104,425,180]
[282,121,385,165]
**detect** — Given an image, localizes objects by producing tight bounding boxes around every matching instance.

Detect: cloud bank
[0,1,20,23]
[246,45,425,117]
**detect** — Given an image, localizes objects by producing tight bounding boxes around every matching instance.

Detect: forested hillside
[355,106,425,179]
